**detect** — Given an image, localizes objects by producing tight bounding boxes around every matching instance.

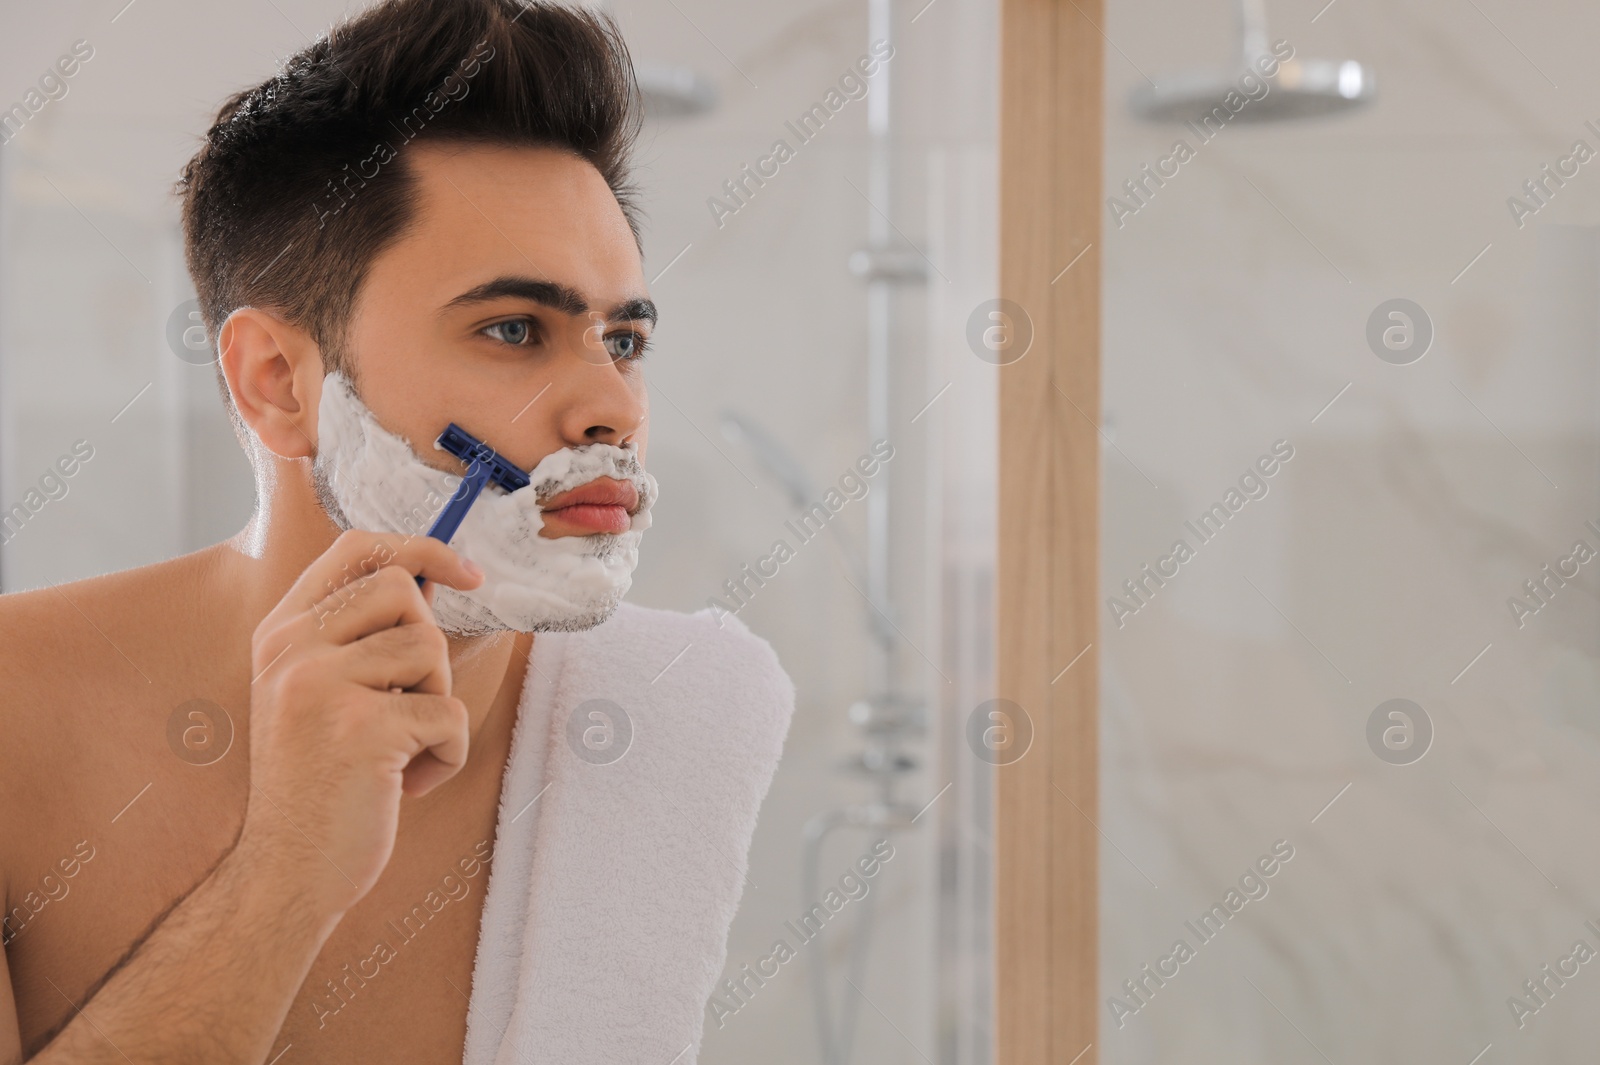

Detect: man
[0,1,792,1062]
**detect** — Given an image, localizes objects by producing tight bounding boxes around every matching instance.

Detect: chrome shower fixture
[1131,0,1375,124]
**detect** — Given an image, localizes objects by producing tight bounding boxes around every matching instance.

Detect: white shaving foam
[312,370,657,635]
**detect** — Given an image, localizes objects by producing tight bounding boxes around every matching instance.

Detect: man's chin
[430,585,623,636]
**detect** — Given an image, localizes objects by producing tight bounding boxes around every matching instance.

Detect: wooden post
[996,0,1101,1061]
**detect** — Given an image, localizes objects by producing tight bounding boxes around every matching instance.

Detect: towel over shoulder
[463,600,796,1065]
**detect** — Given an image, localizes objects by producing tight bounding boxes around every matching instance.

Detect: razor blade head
[435,423,531,493]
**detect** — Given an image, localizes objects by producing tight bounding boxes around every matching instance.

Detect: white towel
[461,601,795,1065]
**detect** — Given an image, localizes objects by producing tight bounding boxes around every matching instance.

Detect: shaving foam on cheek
[312,370,657,635]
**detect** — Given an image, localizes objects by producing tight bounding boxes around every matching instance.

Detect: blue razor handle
[414,423,532,588]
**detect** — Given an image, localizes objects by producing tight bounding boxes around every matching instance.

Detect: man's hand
[238,529,484,920]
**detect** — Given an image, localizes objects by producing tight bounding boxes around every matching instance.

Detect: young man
[0,1,793,1062]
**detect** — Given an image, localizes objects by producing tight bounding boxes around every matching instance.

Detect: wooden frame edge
[997,0,1102,1061]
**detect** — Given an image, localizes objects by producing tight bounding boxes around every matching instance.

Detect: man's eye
[485,319,535,345]
[605,331,651,362]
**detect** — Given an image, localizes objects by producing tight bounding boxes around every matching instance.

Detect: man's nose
[556,332,645,447]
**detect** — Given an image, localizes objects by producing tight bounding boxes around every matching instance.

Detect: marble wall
[1101,1,1600,1061]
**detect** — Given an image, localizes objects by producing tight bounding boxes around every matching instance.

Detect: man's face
[330,141,652,539]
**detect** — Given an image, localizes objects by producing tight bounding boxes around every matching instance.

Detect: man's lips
[540,478,639,535]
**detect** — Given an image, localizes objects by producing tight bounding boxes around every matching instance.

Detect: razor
[415,423,532,587]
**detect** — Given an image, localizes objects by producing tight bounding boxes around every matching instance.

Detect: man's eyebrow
[443,276,657,325]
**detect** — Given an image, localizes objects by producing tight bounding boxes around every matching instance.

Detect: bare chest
[271,829,500,1065]
[8,747,506,1063]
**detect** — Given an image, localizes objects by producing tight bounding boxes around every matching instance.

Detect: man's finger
[273,528,480,622]
[333,622,452,696]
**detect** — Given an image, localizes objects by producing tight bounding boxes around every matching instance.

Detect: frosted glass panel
[1102,3,1600,1063]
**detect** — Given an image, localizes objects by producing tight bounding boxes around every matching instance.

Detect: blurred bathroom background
[1101,0,1600,1062]
[0,1,998,1064]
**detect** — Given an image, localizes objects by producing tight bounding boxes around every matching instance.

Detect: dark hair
[177,0,643,392]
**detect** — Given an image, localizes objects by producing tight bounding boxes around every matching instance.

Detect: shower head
[1131,0,1375,124]
[636,64,719,119]
[1132,59,1374,123]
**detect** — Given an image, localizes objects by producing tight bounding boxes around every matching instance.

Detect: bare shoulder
[0,550,230,881]
[0,575,116,758]
[0,557,197,706]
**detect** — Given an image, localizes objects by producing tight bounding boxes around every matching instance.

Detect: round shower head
[1130,57,1376,124]
[1134,0,1374,124]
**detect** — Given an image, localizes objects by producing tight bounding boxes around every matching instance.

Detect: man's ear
[217,307,323,459]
